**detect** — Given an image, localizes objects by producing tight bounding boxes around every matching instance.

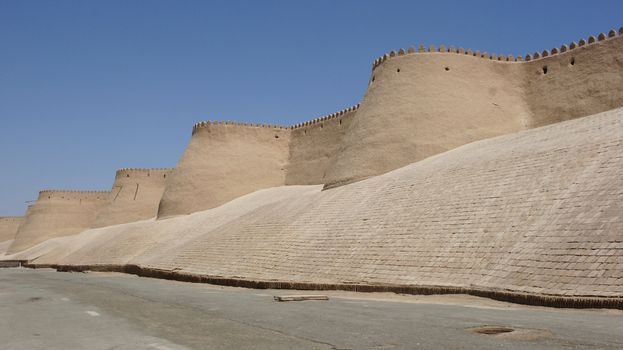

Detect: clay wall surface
[521,34,623,127]
[285,106,357,185]
[8,190,109,254]
[0,217,23,242]
[92,168,173,228]
[323,31,623,188]
[10,108,623,302]
[157,123,291,218]
[323,50,528,188]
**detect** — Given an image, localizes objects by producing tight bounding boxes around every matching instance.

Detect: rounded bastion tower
[157,122,291,218]
[8,190,109,254]
[92,168,173,227]
[323,31,623,188]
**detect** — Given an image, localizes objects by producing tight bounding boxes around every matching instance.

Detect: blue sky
[1,0,622,215]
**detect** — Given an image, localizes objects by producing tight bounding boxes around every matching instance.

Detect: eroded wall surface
[8,191,109,254]
[0,217,23,242]
[93,168,173,228]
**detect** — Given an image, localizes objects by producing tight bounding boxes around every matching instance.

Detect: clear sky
[1,0,622,215]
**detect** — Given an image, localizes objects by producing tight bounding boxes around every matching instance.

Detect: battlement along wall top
[115,168,173,179]
[38,190,110,201]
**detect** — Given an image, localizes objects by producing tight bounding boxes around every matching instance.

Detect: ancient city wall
[158,105,361,217]
[2,28,623,307]
[12,107,623,307]
[8,190,109,254]
[157,122,291,218]
[157,29,623,213]
[0,217,23,242]
[154,29,622,216]
[285,105,358,185]
[92,168,173,228]
[323,29,623,188]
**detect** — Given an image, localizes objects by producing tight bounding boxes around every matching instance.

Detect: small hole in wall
[542,66,548,74]
[445,67,450,71]
[570,57,575,66]
[126,174,130,177]
[163,174,166,178]
[339,119,342,125]
[320,124,323,129]
[372,75,375,82]
[397,68,401,73]
[304,129,307,134]
[274,135,279,139]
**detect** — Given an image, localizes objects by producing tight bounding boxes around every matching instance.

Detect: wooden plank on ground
[274,295,329,302]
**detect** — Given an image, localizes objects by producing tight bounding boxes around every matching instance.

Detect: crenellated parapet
[289,104,360,130]
[191,105,361,136]
[371,26,623,70]
[38,190,110,201]
[192,120,288,136]
[0,216,24,221]
[115,168,174,179]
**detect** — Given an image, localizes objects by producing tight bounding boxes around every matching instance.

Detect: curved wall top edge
[371,26,623,70]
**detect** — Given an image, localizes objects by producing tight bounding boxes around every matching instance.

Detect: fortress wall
[323,49,529,188]
[153,29,623,214]
[522,33,623,127]
[157,122,291,218]
[0,217,23,242]
[20,107,623,302]
[8,190,109,254]
[323,30,623,188]
[285,105,358,185]
[92,168,173,228]
[162,108,622,298]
